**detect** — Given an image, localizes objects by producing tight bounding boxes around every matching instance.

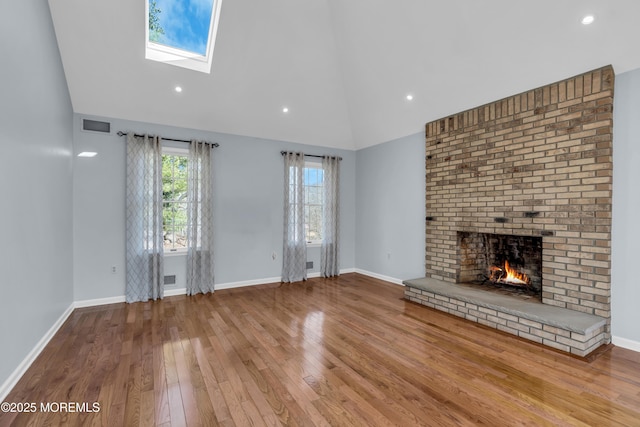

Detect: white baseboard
[216,268,356,289]
[165,287,187,297]
[354,269,404,286]
[75,269,360,303]
[216,276,282,290]
[74,295,125,308]
[612,336,640,353]
[308,268,356,279]
[0,303,75,402]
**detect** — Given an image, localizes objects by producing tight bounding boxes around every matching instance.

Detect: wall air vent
[164,275,176,285]
[82,119,111,133]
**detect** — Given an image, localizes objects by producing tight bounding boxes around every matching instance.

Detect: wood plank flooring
[1,273,639,426]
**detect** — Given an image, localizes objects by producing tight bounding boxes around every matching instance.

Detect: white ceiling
[48,0,640,150]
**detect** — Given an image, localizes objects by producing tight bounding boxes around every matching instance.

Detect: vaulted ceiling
[48,0,640,150]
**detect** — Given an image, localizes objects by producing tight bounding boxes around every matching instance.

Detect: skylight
[145,0,223,73]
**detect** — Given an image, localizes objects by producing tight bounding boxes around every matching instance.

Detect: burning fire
[489,260,531,287]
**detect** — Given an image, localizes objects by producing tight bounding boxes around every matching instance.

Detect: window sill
[164,250,187,257]
[307,242,321,248]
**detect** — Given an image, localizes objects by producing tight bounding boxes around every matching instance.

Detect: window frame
[162,147,189,255]
[144,0,224,74]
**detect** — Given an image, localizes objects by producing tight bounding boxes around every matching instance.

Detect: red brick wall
[425,66,613,319]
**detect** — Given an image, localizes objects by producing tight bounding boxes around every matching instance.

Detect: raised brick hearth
[406,66,613,356]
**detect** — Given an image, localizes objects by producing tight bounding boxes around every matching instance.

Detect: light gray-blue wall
[355,132,425,282]
[73,115,356,301]
[612,67,640,346]
[0,0,74,391]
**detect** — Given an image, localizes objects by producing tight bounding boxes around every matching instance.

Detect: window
[303,162,324,244]
[146,0,223,73]
[162,150,188,251]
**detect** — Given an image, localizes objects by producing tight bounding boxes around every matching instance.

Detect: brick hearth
[407,66,613,355]
[404,277,606,357]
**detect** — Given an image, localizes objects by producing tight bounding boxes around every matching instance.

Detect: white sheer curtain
[282,152,307,282]
[186,140,215,295]
[125,133,164,303]
[321,155,340,277]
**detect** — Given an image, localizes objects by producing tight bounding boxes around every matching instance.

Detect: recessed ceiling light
[581,15,595,25]
[78,152,97,158]
[175,86,183,93]
[282,107,289,113]
[406,94,414,101]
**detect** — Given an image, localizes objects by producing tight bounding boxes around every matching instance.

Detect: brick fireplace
[405,66,613,356]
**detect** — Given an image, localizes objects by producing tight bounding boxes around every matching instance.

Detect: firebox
[457,232,542,298]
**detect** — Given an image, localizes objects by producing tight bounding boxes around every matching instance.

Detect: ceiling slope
[48,0,354,149]
[49,0,640,150]
[328,0,640,148]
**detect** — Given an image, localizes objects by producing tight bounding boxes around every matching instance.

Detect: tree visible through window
[304,163,324,244]
[162,154,188,251]
[148,1,165,43]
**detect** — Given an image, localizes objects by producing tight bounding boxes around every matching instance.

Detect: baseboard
[0,303,75,402]
[165,287,187,297]
[216,268,357,289]
[73,295,125,308]
[216,276,282,290]
[74,269,359,303]
[354,269,404,285]
[612,336,640,353]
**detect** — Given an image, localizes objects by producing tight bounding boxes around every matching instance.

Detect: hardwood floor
[2,273,639,426]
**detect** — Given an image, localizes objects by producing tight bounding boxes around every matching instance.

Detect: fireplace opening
[457,232,542,300]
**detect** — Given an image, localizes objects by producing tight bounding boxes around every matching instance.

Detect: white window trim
[144,0,223,74]
[165,248,187,256]
[162,146,188,156]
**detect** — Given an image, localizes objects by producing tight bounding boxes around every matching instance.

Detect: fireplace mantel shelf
[404,277,607,356]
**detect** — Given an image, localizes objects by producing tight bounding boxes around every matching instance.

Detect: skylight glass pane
[149,0,215,56]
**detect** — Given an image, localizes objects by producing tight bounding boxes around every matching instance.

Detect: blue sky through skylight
[150,0,215,56]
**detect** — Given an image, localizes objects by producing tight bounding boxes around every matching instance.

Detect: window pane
[308,186,321,204]
[148,0,215,56]
[307,205,322,242]
[301,165,325,242]
[162,154,188,250]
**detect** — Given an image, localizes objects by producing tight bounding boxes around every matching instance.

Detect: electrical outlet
[387,252,391,260]
[112,266,117,274]
[272,251,277,260]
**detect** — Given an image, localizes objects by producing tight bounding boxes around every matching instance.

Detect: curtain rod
[280,151,342,161]
[117,131,219,147]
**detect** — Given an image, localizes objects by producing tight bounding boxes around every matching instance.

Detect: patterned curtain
[125,133,164,303]
[186,141,215,295]
[282,152,307,282]
[321,156,340,277]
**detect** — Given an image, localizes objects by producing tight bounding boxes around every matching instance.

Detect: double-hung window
[162,148,188,252]
[303,162,324,245]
